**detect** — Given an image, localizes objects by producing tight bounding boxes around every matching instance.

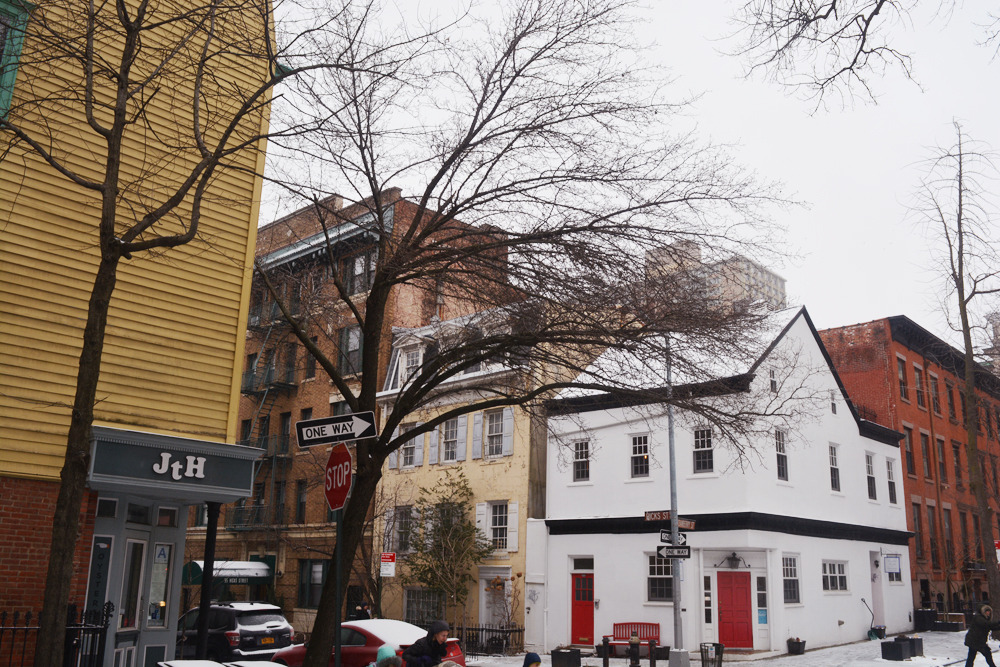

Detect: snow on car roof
[344,619,428,647]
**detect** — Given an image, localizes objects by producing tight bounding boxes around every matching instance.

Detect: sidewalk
[468,631,996,666]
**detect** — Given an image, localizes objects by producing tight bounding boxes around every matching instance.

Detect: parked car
[270,619,465,667]
[176,602,295,662]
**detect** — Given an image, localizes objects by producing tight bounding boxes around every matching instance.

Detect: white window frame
[829,444,840,492]
[441,418,459,462]
[631,434,650,478]
[401,346,422,385]
[400,423,418,467]
[822,560,848,592]
[866,453,877,500]
[887,459,898,504]
[769,368,778,393]
[647,553,673,602]
[573,440,590,482]
[485,409,504,458]
[914,364,926,408]
[489,501,508,550]
[782,555,800,603]
[395,505,413,553]
[693,427,713,474]
[775,429,788,481]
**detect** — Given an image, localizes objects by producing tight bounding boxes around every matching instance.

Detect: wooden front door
[570,573,594,645]
[717,571,753,648]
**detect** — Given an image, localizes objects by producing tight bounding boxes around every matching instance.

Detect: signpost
[297,413,377,667]
[660,530,687,545]
[656,545,691,559]
[644,510,696,530]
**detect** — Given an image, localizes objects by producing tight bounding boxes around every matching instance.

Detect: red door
[717,572,753,648]
[571,573,594,645]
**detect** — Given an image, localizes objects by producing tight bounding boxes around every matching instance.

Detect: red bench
[600,622,660,657]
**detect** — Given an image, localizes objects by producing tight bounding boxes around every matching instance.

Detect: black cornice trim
[545,512,912,545]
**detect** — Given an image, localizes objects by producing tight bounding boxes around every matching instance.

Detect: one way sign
[656,545,691,559]
[296,412,378,447]
[660,530,687,545]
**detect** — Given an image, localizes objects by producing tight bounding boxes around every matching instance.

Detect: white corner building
[524,307,912,656]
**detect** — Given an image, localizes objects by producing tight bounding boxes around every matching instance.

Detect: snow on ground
[467,631,992,666]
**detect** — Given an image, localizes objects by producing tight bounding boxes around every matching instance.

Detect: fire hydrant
[628,631,641,667]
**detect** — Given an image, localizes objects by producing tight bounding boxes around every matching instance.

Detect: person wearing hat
[522,652,541,667]
[402,620,450,667]
[372,643,401,667]
[965,603,1000,666]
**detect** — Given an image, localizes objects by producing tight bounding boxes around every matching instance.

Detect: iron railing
[0,602,113,667]
[456,625,524,657]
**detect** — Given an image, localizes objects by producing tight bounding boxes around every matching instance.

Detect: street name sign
[296,412,377,447]
[656,545,691,559]
[660,530,687,545]
[644,510,696,530]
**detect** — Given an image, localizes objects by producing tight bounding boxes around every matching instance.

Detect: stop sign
[325,444,354,511]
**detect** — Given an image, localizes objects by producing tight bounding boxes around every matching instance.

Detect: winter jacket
[402,622,449,667]
[965,605,999,648]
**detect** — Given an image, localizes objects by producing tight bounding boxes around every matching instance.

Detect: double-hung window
[647,555,673,602]
[920,432,932,478]
[441,418,459,462]
[782,556,800,603]
[631,434,650,477]
[829,445,840,492]
[338,325,362,374]
[821,561,848,591]
[886,460,897,504]
[775,429,788,481]
[937,438,947,482]
[400,424,418,467]
[897,358,909,400]
[865,453,877,500]
[0,0,29,116]
[490,501,508,549]
[573,440,590,482]
[693,428,713,474]
[485,409,504,457]
[930,374,941,414]
[914,365,926,408]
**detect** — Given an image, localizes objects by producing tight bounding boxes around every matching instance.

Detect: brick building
[819,317,1000,611]
[183,189,504,633]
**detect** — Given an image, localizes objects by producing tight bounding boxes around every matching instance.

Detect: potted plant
[787,637,806,654]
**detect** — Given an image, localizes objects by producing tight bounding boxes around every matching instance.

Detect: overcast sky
[642,2,1000,342]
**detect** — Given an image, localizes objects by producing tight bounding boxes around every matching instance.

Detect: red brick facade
[0,476,97,612]
[820,317,1000,611]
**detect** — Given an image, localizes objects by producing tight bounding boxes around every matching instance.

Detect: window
[344,248,377,295]
[974,514,983,559]
[647,555,673,601]
[903,427,915,475]
[775,429,788,481]
[632,434,650,477]
[400,424,418,467]
[485,409,505,457]
[886,460,897,504]
[304,337,317,378]
[930,374,941,414]
[330,400,349,416]
[693,428,713,474]
[960,511,970,560]
[943,508,954,563]
[703,576,713,623]
[147,544,171,627]
[120,541,146,629]
[401,347,422,385]
[274,480,285,523]
[912,503,924,560]
[821,561,848,591]
[404,589,443,627]
[865,453,877,500]
[296,480,307,523]
[914,365,926,408]
[947,382,957,419]
[756,576,767,618]
[927,507,939,569]
[490,501,508,550]
[573,440,590,482]
[769,369,777,393]
[953,443,963,486]
[441,418,459,462]
[298,560,328,607]
[782,556,800,603]
[937,438,947,482]
[886,556,902,583]
[897,358,909,400]
[829,445,840,492]
[338,325,362,374]
[829,389,837,414]
[394,506,413,552]
[0,0,29,116]
[300,407,313,423]
[920,432,931,478]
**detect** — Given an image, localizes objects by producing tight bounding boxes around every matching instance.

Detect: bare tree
[913,122,1000,601]
[0,0,413,660]
[248,2,799,665]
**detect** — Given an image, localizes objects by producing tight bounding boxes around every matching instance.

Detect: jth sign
[152,453,206,480]
[325,444,354,511]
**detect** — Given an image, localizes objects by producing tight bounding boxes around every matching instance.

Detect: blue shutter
[472,413,483,459]
[387,427,399,469]
[429,427,438,465]
[457,415,468,461]
[507,501,519,552]
[413,423,424,466]
[501,407,514,456]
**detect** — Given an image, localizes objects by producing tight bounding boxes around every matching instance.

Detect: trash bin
[551,648,581,667]
[699,642,724,667]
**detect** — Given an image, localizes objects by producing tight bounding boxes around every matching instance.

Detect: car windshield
[238,611,285,626]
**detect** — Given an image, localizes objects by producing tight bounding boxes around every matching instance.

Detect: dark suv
[175,602,295,661]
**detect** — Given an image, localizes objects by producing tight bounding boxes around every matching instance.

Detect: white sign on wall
[380,552,396,578]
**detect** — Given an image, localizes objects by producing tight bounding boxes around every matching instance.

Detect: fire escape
[229,294,298,531]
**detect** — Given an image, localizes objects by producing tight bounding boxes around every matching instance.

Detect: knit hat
[377,645,397,662]
[428,620,450,636]
[523,652,541,667]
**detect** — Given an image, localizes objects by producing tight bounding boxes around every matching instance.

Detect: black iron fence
[0,602,113,667]
[456,625,524,657]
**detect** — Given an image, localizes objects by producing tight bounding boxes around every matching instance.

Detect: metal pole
[665,338,683,650]
[196,502,221,659]
[335,508,343,667]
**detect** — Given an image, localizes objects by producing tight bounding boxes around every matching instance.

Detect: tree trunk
[35,253,119,667]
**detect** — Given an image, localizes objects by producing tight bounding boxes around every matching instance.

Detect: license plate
[261,637,275,645]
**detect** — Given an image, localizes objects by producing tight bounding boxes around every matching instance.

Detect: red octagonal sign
[325,444,354,511]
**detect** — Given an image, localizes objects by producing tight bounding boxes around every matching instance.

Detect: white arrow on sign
[656,545,691,559]
[659,530,687,545]
[295,412,378,447]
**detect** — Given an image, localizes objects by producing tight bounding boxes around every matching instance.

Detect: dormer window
[403,347,422,384]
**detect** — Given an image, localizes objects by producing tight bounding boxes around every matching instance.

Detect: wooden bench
[599,622,661,657]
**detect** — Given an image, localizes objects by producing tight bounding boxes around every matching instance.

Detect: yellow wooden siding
[0,4,269,479]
